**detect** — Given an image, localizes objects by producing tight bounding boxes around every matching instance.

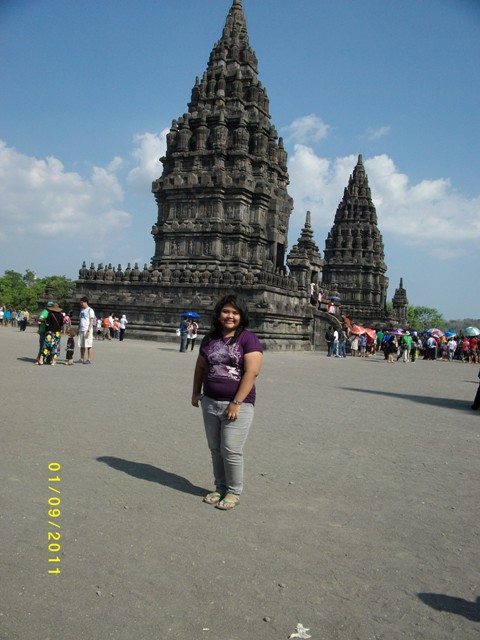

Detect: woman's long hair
[205,293,250,344]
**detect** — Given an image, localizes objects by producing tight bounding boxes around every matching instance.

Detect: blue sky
[0,0,479,320]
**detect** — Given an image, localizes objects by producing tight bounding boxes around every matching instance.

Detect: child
[66,328,76,365]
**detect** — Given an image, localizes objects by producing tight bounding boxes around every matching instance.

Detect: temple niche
[72,0,406,347]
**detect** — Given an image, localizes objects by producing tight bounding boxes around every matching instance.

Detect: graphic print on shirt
[207,341,242,382]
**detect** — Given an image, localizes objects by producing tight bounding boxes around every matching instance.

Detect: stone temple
[73,0,407,348]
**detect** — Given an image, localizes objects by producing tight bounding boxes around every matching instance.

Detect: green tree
[0,270,26,309]
[408,306,445,331]
[0,270,74,312]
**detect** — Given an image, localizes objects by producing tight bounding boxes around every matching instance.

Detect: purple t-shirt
[200,330,263,405]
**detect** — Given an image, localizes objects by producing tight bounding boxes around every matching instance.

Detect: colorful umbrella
[388,329,405,335]
[464,326,480,337]
[181,311,200,319]
[428,328,444,338]
[445,331,456,338]
[350,325,366,335]
[364,328,377,340]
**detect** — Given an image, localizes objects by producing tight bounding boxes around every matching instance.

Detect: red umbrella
[364,328,377,340]
[351,325,366,335]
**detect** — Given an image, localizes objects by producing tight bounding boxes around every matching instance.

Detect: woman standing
[40,303,64,365]
[387,336,399,364]
[119,314,128,341]
[187,319,199,352]
[191,294,263,510]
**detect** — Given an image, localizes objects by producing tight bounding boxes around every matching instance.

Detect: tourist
[102,315,111,340]
[3,308,11,326]
[459,337,470,363]
[359,333,367,358]
[191,293,263,510]
[411,332,420,362]
[325,326,333,357]
[327,300,336,314]
[95,317,103,340]
[426,334,437,361]
[65,328,76,365]
[317,289,323,309]
[187,318,199,352]
[400,333,412,363]
[119,314,128,341]
[179,318,188,352]
[387,336,399,363]
[349,333,359,357]
[40,302,64,365]
[62,311,71,334]
[113,316,120,339]
[440,338,449,361]
[447,336,457,361]
[19,308,29,332]
[332,327,339,357]
[35,302,54,364]
[108,313,115,339]
[469,336,478,364]
[338,329,347,358]
[78,297,95,364]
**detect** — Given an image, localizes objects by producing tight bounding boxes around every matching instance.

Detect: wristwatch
[232,399,242,405]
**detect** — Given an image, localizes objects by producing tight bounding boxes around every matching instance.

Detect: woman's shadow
[97,456,207,497]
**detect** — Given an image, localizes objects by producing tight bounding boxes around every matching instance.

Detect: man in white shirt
[78,297,95,364]
[332,328,339,357]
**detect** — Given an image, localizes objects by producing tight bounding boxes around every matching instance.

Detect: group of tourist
[0,305,31,331]
[379,332,479,363]
[95,313,128,341]
[325,325,479,365]
[178,317,199,352]
[34,297,95,365]
[32,297,130,365]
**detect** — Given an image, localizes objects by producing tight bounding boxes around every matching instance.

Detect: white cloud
[364,126,391,141]
[281,114,330,144]
[287,146,480,259]
[127,131,167,190]
[0,139,132,258]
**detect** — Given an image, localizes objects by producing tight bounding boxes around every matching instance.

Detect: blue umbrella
[181,311,200,319]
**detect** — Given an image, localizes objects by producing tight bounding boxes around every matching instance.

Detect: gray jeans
[201,396,254,497]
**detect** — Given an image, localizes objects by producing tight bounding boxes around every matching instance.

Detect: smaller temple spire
[392,277,409,325]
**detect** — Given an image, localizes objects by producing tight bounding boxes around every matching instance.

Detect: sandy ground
[1,326,479,640]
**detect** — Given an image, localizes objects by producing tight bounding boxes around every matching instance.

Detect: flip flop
[215,495,240,510]
[203,491,223,505]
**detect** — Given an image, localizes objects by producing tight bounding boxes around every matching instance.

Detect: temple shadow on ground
[96,456,207,496]
[342,388,470,411]
[417,593,480,623]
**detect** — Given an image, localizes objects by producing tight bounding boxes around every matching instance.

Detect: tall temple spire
[321,154,389,323]
[151,0,295,281]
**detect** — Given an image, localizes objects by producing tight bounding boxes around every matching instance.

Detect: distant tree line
[407,306,478,333]
[0,270,74,313]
